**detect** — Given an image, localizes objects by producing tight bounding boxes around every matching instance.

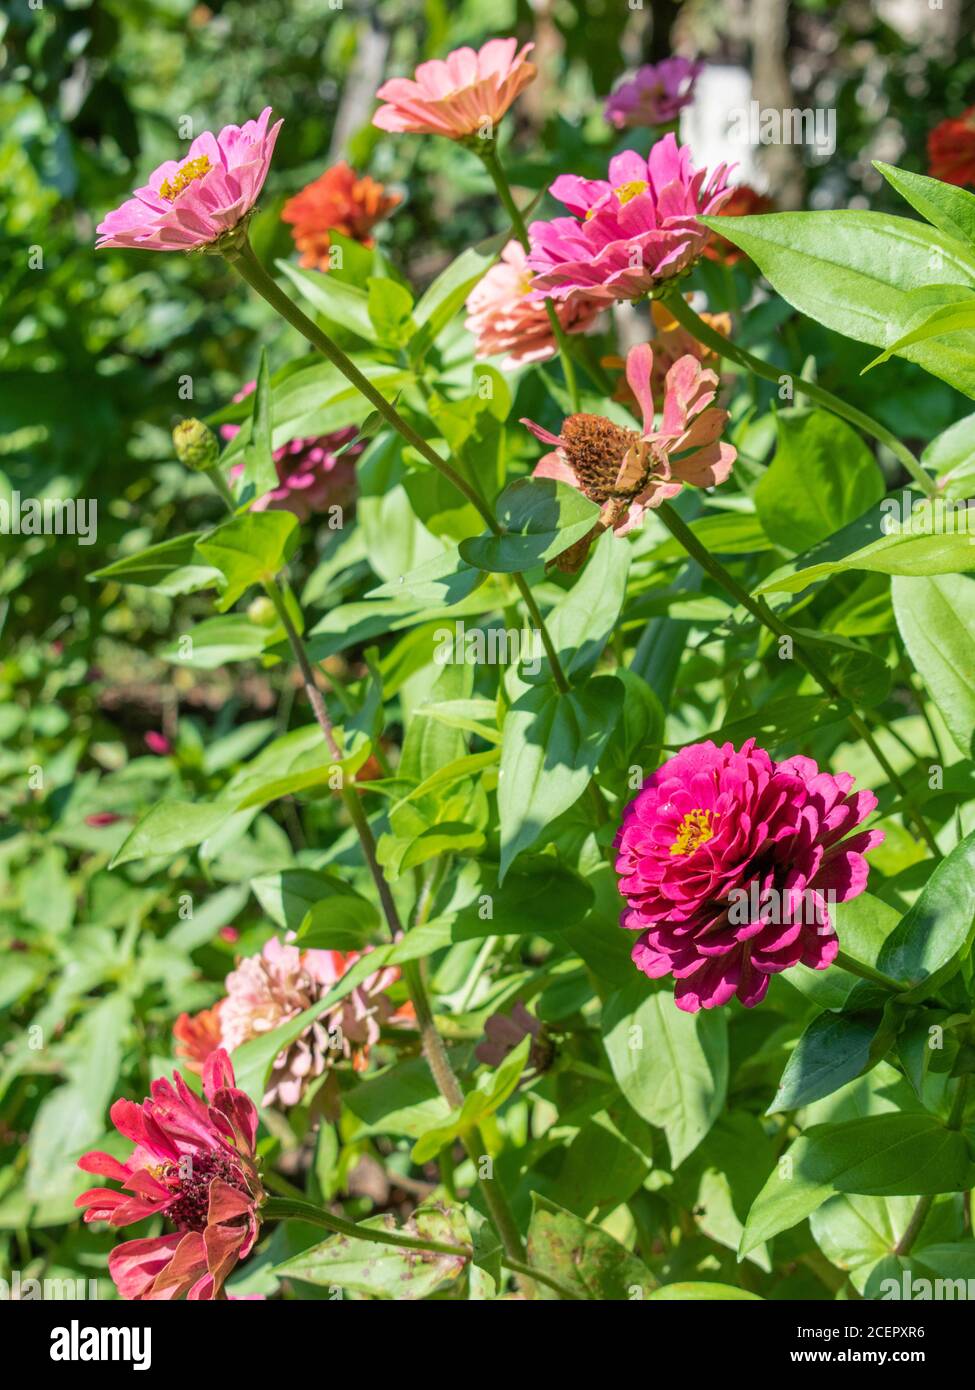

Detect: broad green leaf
[240,347,278,497]
[368,549,483,607]
[647,1283,761,1301]
[411,1036,531,1163]
[498,675,623,878]
[787,893,900,1009]
[526,1194,655,1300]
[755,409,884,551]
[893,573,975,758]
[367,276,416,348]
[864,295,975,371]
[699,210,975,396]
[277,260,377,342]
[158,615,270,669]
[741,1115,975,1254]
[768,1012,883,1113]
[110,801,231,868]
[540,528,630,682]
[251,867,373,931]
[875,161,975,249]
[195,510,299,611]
[922,412,975,496]
[602,982,727,1167]
[810,1193,926,1294]
[459,478,599,573]
[88,533,220,595]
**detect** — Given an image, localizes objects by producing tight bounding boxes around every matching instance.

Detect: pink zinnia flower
[144,731,172,756]
[520,341,735,567]
[526,135,733,306]
[95,108,282,252]
[604,57,702,130]
[464,239,603,370]
[373,38,536,140]
[217,937,412,1106]
[614,740,884,1013]
[221,381,361,522]
[76,1050,263,1300]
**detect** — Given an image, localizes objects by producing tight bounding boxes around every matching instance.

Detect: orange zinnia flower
[281,161,400,269]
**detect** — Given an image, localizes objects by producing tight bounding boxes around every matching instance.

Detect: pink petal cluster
[221,381,361,522]
[464,239,604,369]
[204,937,411,1107]
[76,1051,263,1300]
[95,108,282,252]
[521,340,735,547]
[373,38,535,140]
[604,57,702,130]
[614,740,884,1013]
[526,135,733,305]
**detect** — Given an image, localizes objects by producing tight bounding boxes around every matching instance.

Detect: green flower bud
[172,418,220,472]
[247,596,277,628]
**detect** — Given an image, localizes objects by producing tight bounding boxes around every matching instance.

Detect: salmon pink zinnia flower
[927,107,975,188]
[520,341,735,564]
[373,38,536,140]
[615,740,884,1013]
[95,108,282,253]
[281,161,401,270]
[526,135,733,306]
[464,240,604,369]
[604,57,702,130]
[76,1050,263,1300]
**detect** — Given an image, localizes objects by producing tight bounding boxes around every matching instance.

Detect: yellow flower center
[670,808,717,857]
[615,179,649,206]
[159,155,212,203]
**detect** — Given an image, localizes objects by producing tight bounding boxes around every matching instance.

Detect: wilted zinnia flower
[521,340,735,564]
[217,937,411,1106]
[464,239,603,369]
[281,161,401,270]
[927,107,975,187]
[604,57,702,131]
[702,184,774,263]
[614,740,884,1013]
[76,1050,263,1300]
[373,38,536,140]
[526,135,733,306]
[475,1001,553,1074]
[95,108,282,252]
[221,381,361,522]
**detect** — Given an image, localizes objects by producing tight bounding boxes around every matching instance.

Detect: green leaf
[498,675,623,878]
[602,982,727,1167]
[240,347,278,497]
[741,1114,975,1254]
[755,410,885,551]
[158,615,271,669]
[922,412,975,496]
[699,209,975,396]
[272,1204,469,1299]
[88,533,220,595]
[893,573,975,758]
[251,867,375,932]
[768,1013,884,1113]
[411,1036,531,1163]
[367,276,416,348]
[647,1283,761,1301]
[195,510,299,611]
[863,294,975,371]
[411,230,507,354]
[276,260,377,342]
[459,478,599,574]
[541,528,630,682]
[110,801,232,868]
[526,1194,655,1300]
[875,161,975,250]
[368,549,483,607]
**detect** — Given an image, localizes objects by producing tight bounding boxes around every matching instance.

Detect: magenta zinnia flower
[373,38,536,140]
[221,381,361,522]
[521,341,735,561]
[76,1050,263,1300]
[614,740,884,1013]
[95,108,282,252]
[464,239,604,370]
[604,58,702,130]
[526,135,733,306]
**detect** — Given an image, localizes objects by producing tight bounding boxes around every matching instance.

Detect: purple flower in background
[604,58,702,131]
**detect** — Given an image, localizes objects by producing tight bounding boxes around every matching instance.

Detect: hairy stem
[262,1196,471,1258]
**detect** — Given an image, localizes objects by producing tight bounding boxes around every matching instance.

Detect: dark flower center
[154,1152,248,1233]
[559,413,642,504]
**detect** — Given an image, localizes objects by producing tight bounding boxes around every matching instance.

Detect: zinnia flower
[373,38,536,140]
[76,1050,263,1300]
[475,1002,553,1074]
[215,937,411,1106]
[281,161,401,270]
[526,135,733,306]
[614,740,884,1013]
[603,299,730,405]
[520,340,735,566]
[702,184,774,263]
[221,381,361,522]
[174,1003,224,1075]
[464,239,603,369]
[927,107,975,187]
[604,57,702,130]
[95,108,282,252]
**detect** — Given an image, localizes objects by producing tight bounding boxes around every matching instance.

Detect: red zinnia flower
[927,107,975,188]
[281,161,401,270]
[76,1050,263,1300]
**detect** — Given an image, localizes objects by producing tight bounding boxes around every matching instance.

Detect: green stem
[477,143,580,412]
[833,950,908,994]
[500,1255,582,1300]
[896,1074,971,1255]
[662,290,937,499]
[655,501,941,858]
[262,1196,471,1258]
[224,237,571,697]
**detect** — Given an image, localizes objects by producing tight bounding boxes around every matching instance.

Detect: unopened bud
[247,596,277,627]
[172,418,220,472]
